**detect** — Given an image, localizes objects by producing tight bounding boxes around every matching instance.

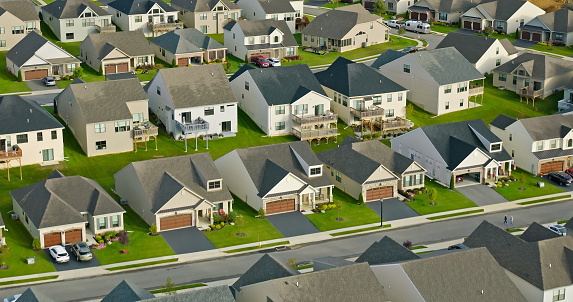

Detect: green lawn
[310,119,356,153]
[306,188,382,231]
[406,177,478,215]
[0,52,31,94]
[528,45,573,57]
[321,2,359,8]
[207,33,224,45]
[431,24,460,34]
[204,197,284,248]
[304,14,316,22]
[494,168,564,201]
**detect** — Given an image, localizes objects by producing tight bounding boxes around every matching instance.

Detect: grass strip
[558,219,569,224]
[506,228,523,233]
[427,209,484,220]
[295,264,313,270]
[0,275,58,286]
[225,241,290,253]
[411,245,428,250]
[518,195,569,205]
[150,283,207,293]
[331,224,391,236]
[106,258,178,271]
[415,250,435,255]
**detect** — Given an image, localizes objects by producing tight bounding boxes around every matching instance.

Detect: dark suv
[547,171,573,186]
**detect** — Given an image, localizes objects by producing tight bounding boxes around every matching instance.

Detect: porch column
[312,192,316,208]
[330,186,333,202]
[210,209,214,224]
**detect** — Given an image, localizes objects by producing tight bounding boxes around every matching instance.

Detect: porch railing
[147,22,180,31]
[95,25,116,33]
[176,119,209,134]
[519,88,544,98]
[0,146,22,160]
[468,86,484,96]
[350,107,384,119]
[133,124,158,139]
[380,119,411,130]
[292,128,337,140]
[292,112,337,125]
[558,98,573,111]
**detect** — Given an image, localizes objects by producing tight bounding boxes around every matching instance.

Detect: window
[388,2,393,9]
[95,123,106,133]
[293,104,308,115]
[37,132,43,142]
[310,167,321,175]
[403,175,412,187]
[199,25,207,33]
[495,21,504,29]
[11,26,24,34]
[444,85,452,94]
[245,81,249,91]
[509,133,512,141]
[220,105,225,113]
[248,37,254,44]
[398,93,403,101]
[511,150,514,157]
[0,27,4,34]
[370,22,373,29]
[286,47,295,56]
[496,47,499,54]
[260,36,265,43]
[275,106,285,115]
[0,41,6,47]
[285,13,294,21]
[525,78,530,87]
[200,13,207,20]
[5,136,10,147]
[414,174,423,185]
[460,99,464,107]
[385,109,394,117]
[537,141,543,151]
[403,64,410,73]
[311,35,314,42]
[66,20,74,27]
[111,215,120,228]
[373,96,381,105]
[16,134,27,144]
[387,94,392,102]
[96,140,107,150]
[491,143,501,151]
[342,96,348,107]
[138,57,148,65]
[534,81,542,91]
[499,73,507,81]
[512,76,517,85]
[66,64,76,72]
[135,16,142,22]
[275,121,285,130]
[274,36,279,43]
[114,121,129,132]
[82,18,95,27]
[97,217,106,230]
[156,86,161,95]
[295,10,300,17]
[438,13,447,21]
[303,34,307,41]
[204,107,214,115]
[496,59,501,66]
[231,12,238,20]
[66,33,74,39]
[445,102,450,110]
[553,289,565,301]
[551,139,556,148]
[208,181,221,189]
[554,33,564,41]
[569,139,573,148]
[457,83,467,93]
[51,130,57,140]
[213,12,217,20]
[518,70,525,76]
[335,171,341,182]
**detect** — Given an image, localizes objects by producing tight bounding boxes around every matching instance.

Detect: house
[301,5,389,53]
[114,153,233,232]
[390,119,513,188]
[229,64,336,142]
[80,31,155,75]
[55,78,156,157]
[460,0,544,34]
[519,222,561,242]
[5,31,81,81]
[0,0,40,51]
[215,141,334,214]
[314,56,410,131]
[171,0,241,34]
[232,254,300,293]
[520,9,573,45]
[435,32,518,74]
[223,19,297,63]
[10,170,125,248]
[558,77,573,112]
[355,236,420,265]
[106,0,180,37]
[101,280,155,302]
[234,0,302,33]
[0,95,64,170]
[42,0,113,42]
[14,288,54,302]
[408,0,480,23]
[145,285,235,302]
[372,47,485,116]
[465,220,573,302]
[145,65,237,142]
[149,28,227,66]
[364,0,410,14]
[370,247,528,302]
[492,53,573,100]
[312,256,355,272]
[489,114,573,175]
[318,136,426,201]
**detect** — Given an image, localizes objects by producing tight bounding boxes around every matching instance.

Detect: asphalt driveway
[539,175,573,192]
[45,245,101,272]
[457,185,508,206]
[366,198,420,221]
[161,227,216,254]
[267,211,319,237]
[25,80,59,91]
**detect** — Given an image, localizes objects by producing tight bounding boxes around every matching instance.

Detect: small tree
[225,61,232,71]
[287,258,297,268]
[406,103,414,116]
[373,0,386,15]
[450,174,455,190]
[236,215,245,236]
[149,223,158,235]
[335,199,343,221]
[17,70,22,82]
[482,27,493,36]
[514,28,520,39]
[118,230,129,248]
[398,27,406,35]
[358,193,365,205]
[519,173,526,186]
[161,277,177,295]
[428,188,438,205]
[172,58,177,68]
[257,207,266,219]
[32,238,41,251]
[73,66,84,79]
[98,64,103,76]
[403,240,413,250]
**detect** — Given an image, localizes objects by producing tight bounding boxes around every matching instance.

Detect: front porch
[299,186,333,213]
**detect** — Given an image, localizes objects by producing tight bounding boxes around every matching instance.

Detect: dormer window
[310,167,321,176]
[490,143,501,152]
[551,139,557,149]
[208,180,221,190]
[568,139,573,148]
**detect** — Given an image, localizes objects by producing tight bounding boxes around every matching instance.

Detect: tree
[398,27,406,35]
[482,27,493,36]
[406,103,414,116]
[236,215,245,236]
[450,174,455,190]
[257,207,265,219]
[98,64,104,76]
[403,240,413,250]
[335,199,343,221]
[73,66,84,79]
[172,58,177,68]
[287,258,297,268]
[358,193,364,205]
[32,238,41,251]
[428,188,438,205]
[17,70,22,82]
[118,230,129,248]
[514,28,520,39]
[374,0,386,15]
[149,223,158,235]
[519,173,526,186]
[161,277,177,295]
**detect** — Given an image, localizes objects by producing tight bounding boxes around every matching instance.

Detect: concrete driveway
[25,80,59,91]
[366,198,420,221]
[45,245,101,272]
[267,211,319,237]
[457,185,508,206]
[161,227,216,254]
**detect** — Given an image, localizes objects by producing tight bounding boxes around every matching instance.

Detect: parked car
[3,294,21,302]
[565,168,573,178]
[254,56,270,68]
[447,243,468,250]
[547,171,573,186]
[42,76,56,86]
[548,224,567,236]
[403,46,418,53]
[71,242,93,261]
[268,57,281,67]
[384,20,404,28]
[49,245,70,263]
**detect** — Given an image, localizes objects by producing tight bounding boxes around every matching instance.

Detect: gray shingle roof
[17,287,55,302]
[247,0,295,14]
[489,113,517,130]
[0,95,63,135]
[149,28,225,55]
[101,280,155,302]
[143,285,234,302]
[312,256,355,272]
[107,0,176,15]
[477,0,532,21]
[356,236,420,265]
[520,222,561,242]
[170,0,239,13]
[9,170,125,229]
[315,57,406,97]
[42,0,110,19]
[302,5,381,39]
[533,148,573,160]
[0,0,39,22]
[83,31,153,60]
[435,32,516,64]
[224,19,297,47]
[5,31,74,67]
[517,113,573,141]
[370,49,407,69]
[232,254,300,292]
[565,218,573,230]
[493,52,573,80]
[409,0,481,13]
[154,64,236,109]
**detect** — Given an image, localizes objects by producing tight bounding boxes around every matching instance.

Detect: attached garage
[464,21,471,29]
[104,63,129,74]
[178,57,189,66]
[44,232,62,247]
[249,52,271,63]
[410,12,418,20]
[64,229,82,244]
[472,22,481,30]
[105,64,116,74]
[521,31,531,40]
[364,1,374,9]
[419,13,427,21]
[24,69,48,80]
[540,161,564,174]
[532,33,541,42]
[266,199,296,214]
[365,186,393,201]
[160,214,192,231]
[117,63,128,73]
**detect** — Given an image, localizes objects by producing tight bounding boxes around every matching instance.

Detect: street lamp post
[380,198,384,227]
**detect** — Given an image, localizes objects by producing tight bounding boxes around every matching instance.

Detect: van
[405,21,431,34]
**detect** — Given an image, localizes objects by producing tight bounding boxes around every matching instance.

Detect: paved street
[366,198,420,221]
[457,185,509,206]
[267,212,320,237]
[388,28,445,49]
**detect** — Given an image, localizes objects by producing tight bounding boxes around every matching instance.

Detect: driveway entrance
[366,198,420,221]
[161,227,215,254]
[267,211,319,237]
[457,185,508,206]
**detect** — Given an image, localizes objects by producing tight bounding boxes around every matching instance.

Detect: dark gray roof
[465,220,573,290]
[489,113,517,130]
[520,222,561,242]
[302,5,381,39]
[17,287,54,302]
[42,0,110,19]
[233,141,332,198]
[565,218,573,230]
[10,170,125,229]
[237,64,326,106]
[249,0,295,14]
[107,0,176,15]
[493,52,573,80]
[83,31,153,60]
[371,49,407,69]
[408,0,481,13]
[232,254,300,292]
[356,236,420,265]
[315,57,406,97]
[143,285,234,302]
[435,32,517,64]
[125,153,233,213]
[154,65,236,109]
[170,0,239,13]
[312,256,355,272]
[533,148,573,160]
[224,19,297,47]
[518,114,573,141]
[5,31,75,67]
[399,247,528,302]
[228,63,255,82]
[0,0,39,22]
[62,78,147,124]
[149,28,225,55]
[105,72,137,81]
[101,280,155,302]
[477,0,532,21]
[0,95,63,135]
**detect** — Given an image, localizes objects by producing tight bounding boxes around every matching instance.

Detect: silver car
[548,224,567,236]
[268,57,281,67]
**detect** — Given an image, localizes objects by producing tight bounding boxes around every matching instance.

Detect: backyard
[494,168,565,201]
[406,178,478,215]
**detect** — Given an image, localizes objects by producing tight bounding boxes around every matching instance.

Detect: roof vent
[84,86,87,89]
[481,290,483,294]
[260,70,263,73]
[296,282,299,287]
[549,263,552,268]
[211,72,214,76]
[379,79,381,83]
[27,118,29,123]
[511,61,514,64]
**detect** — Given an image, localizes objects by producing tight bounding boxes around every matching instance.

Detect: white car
[548,224,567,236]
[384,20,403,28]
[268,57,281,67]
[4,294,21,302]
[49,245,70,263]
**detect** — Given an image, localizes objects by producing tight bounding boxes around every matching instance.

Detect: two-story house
[559,78,573,112]
[301,5,388,53]
[315,57,411,134]
[364,0,411,14]
[0,0,40,51]
[460,0,544,34]
[171,0,241,34]
[107,0,180,37]
[372,47,485,116]
[490,114,573,175]
[55,78,158,157]
[149,28,227,66]
[223,19,297,62]
[145,65,238,146]
[234,0,302,33]
[229,64,337,142]
[408,0,479,23]
[520,9,573,45]
[42,0,114,42]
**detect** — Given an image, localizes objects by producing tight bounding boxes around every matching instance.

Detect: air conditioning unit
[120,199,128,205]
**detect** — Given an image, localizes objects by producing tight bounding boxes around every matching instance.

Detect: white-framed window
[310,167,321,175]
[444,85,452,94]
[460,99,464,107]
[135,16,142,22]
[295,10,300,17]
[496,47,499,54]
[0,40,5,47]
[208,180,221,190]
[66,64,76,72]
[537,141,543,151]
[398,93,403,101]
[491,143,501,151]
[199,13,207,20]
[16,134,27,144]
[138,56,148,64]
[496,59,501,66]
[96,140,107,150]
[132,113,144,124]
[438,13,447,20]
[0,27,4,34]
[553,289,565,301]
[95,123,106,133]
[335,171,341,182]
[275,106,285,115]
[51,131,57,140]
[11,26,24,34]
[286,47,295,56]
[82,18,95,27]
[403,64,410,73]
[37,132,43,142]
[97,217,107,230]
[248,37,254,44]
[260,36,265,43]
[373,96,381,105]
[111,215,120,227]
[385,109,394,117]
[204,107,215,115]
[245,81,249,90]
[457,83,467,93]
[551,139,557,148]
[114,121,129,132]
[387,94,392,102]
[220,105,225,112]
[275,121,285,130]
[199,25,207,33]
[66,20,74,27]
[445,102,450,110]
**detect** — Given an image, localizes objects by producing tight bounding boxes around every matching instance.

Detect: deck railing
[292,128,337,140]
[147,22,179,31]
[0,146,22,160]
[350,107,384,119]
[95,25,116,33]
[133,125,158,139]
[292,112,337,125]
[176,120,209,134]
[519,88,544,98]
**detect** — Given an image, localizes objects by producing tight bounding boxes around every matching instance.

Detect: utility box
[537,182,545,188]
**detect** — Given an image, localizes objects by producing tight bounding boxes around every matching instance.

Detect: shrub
[215,225,221,230]
[213,213,221,224]
[172,58,177,68]
[321,205,328,211]
[149,223,158,235]
[32,238,41,250]
[95,235,102,241]
[220,222,225,226]
[17,70,22,82]
[155,63,164,70]
[104,235,111,242]
[98,240,104,244]
[482,27,493,36]
[358,193,365,205]
[398,27,405,35]
[499,32,505,35]
[210,224,216,229]
[99,64,103,76]
[258,207,266,219]
[537,42,548,46]
[206,227,211,231]
[118,230,129,247]
[372,132,381,138]
[497,181,503,188]
[450,174,455,190]
[225,61,232,71]
[229,211,238,222]
[328,203,336,209]
[363,134,372,140]
[287,258,297,268]
[428,188,437,203]
[403,240,413,250]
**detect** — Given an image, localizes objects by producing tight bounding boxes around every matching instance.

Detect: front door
[42,149,54,161]
[52,66,60,75]
[222,121,231,132]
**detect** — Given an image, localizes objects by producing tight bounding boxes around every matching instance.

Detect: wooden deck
[350,107,384,119]
[292,128,337,142]
[133,124,159,151]
[0,146,22,181]
[292,112,338,126]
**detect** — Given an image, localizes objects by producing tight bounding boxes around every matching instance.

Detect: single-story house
[149,28,227,66]
[520,9,573,44]
[460,0,544,34]
[408,0,479,23]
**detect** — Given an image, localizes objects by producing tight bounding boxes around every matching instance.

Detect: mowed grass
[406,178,478,215]
[494,169,564,201]
[431,24,460,34]
[528,45,573,57]
[0,51,32,94]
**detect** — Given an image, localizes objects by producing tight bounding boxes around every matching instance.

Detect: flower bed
[311,202,337,213]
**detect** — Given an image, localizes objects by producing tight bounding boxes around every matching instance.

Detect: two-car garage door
[160,214,193,231]
[104,63,128,74]
[366,186,393,201]
[540,161,564,174]
[25,69,48,80]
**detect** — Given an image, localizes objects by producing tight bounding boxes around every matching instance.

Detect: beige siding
[215,150,263,211]
[0,11,39,51]
[302,21,389,52]
[115,164,156,227]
